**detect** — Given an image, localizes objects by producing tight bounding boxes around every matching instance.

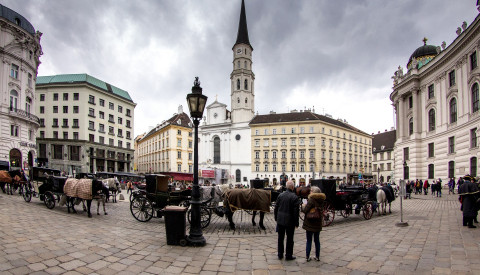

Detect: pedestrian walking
[423,179,429,195]
[126,180,133,194]
[274,180,300,261]
[436,179,442,197]
[431,180,436,197]
[458,175,479,228]
[301,186,325,262]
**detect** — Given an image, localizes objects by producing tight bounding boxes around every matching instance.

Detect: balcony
[8,108,40,125]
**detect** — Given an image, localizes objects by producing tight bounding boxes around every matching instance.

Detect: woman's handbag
[306,207,321,220]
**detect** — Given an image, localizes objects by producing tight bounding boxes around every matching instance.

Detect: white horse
[376,188,392,215]
[102,178,121,203]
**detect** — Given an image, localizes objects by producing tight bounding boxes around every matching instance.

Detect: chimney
[178,105,183,114]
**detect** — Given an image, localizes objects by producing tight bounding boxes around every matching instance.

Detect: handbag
[306,207,321,220]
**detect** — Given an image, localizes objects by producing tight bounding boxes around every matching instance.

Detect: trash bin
[163,206,188,246]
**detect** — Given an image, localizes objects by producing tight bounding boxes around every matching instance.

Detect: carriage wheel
[322,202,335,227]
[187,207,211,229]
[23,185,32,202]
[340,204,352,218]
[362,202,374,220]
[130,197,154,222]
[44,192,55,209]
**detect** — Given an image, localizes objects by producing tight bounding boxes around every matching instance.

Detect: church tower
[231,0,255,124]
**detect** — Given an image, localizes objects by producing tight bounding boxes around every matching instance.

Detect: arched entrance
[9,148,21,170]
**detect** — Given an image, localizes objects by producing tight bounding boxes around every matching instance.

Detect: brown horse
[296,186,311,199]
[0,170,25,195]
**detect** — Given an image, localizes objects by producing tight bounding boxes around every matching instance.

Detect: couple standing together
[274,180,325,262]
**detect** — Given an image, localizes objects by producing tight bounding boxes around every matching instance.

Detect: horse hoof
[105,213,108,215]
[229,224,236,230]
[88,214,92,218]
[260,225,266,230]
[252,221,256,226]
[97,213,100,215]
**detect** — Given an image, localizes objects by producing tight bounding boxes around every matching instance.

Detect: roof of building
[372,130,396,153]
[36,74,133,102]
[141,112,192,141]
[407,38,439,69]
[249,111,370,136]
[0,4,35,35]
[234,0,252,49]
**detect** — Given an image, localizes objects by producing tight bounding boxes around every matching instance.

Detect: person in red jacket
[423,179,429,195]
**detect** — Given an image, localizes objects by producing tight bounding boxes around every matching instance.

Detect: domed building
[0,5,42,171]
[390,8,480,182]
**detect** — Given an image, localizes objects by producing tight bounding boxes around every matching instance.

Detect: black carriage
[130,174,191,222]
[313,179,374,226]
[23,167,66,209]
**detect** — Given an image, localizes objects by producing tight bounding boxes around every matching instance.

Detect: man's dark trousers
[277,224,295,258]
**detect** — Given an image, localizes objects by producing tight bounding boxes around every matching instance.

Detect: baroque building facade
[249,111,372,184]
[0,4,42,171]
[198,0,254,184]
[136,105,193,175]
[390,8,480,182]
[35,74,136,175]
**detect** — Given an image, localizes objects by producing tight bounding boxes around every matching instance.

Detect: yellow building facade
[136,107,193,174]
[249,111,372,184]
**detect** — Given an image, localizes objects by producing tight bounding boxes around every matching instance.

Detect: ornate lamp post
[186,77,207,246]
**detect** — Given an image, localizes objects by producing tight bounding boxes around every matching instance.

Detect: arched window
[237,97,240,104]
[26,97,32,114]
[245,98,248,104]
[450,98,457,123]
[472,83,479,113]
[471,157,477,177]
[409,117,413,135]
[448,161,455,178]
[213,137,220,164]
[291,150,296,159]
[236,169,241,182]
[428,109,435,131]
[244,79,248,90]
[237,79,240,90]
[10,90,18,111]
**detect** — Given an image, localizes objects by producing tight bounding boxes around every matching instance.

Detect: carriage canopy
[145,174,171,193]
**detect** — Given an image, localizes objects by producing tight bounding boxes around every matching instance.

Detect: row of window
[38,131,131,149]
[39,106,132,127]
[9,90,32,113]
[373,163,393,171]
[39,93,132,116]
[254,150,367,163]
[254,138,369,153]
[410,83,480,135]
[137,163,193,173]
[255,128,369,143]
[404,158,478,180]
[10,64,34,88]
[254,163,365,173]
[138,131,193,155]
[373,151,392,161]
[9,125,34,141]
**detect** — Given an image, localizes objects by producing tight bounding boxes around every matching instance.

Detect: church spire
[234,0,252,49]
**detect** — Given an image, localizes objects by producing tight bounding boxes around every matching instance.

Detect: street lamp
[377,167,380,183]
[186,77,207,246]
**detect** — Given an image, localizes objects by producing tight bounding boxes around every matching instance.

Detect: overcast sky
[4,0,478,137]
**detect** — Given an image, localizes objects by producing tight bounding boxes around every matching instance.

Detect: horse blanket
[225,189,271,212]
[0,171,12,183]
[64,178,92,200]
[381,186,395,203]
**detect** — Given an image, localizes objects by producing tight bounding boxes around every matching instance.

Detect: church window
[236,169,241,182]
[237,97,240,104]
[237,79,240,90]
[237,61,240,69]
[245,98,248,104]
[214,137,221,164]
[450,98,457,123]
[244,79,248,90]
[244,61,247,69]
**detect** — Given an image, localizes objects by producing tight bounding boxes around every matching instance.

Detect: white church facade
[198,0,254,184]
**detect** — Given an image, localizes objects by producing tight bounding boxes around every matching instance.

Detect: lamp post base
[186,235,206,247]
[395,222,409,227]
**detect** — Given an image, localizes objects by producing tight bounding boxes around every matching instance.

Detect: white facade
[390,10,480,182]
[0,5,42,170]
[198,0,254,184]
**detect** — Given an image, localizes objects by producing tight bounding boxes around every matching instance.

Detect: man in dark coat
[458,175,479,228]
[274,180,299,260]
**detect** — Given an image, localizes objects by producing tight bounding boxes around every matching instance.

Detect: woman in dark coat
[301,186,325,261]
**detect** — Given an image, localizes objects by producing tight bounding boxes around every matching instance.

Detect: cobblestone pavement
[1,188,479,274]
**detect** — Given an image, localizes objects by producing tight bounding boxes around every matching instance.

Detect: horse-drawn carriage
[130,174,191,222]
[313,180,374,226]
[23,167,66,209]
